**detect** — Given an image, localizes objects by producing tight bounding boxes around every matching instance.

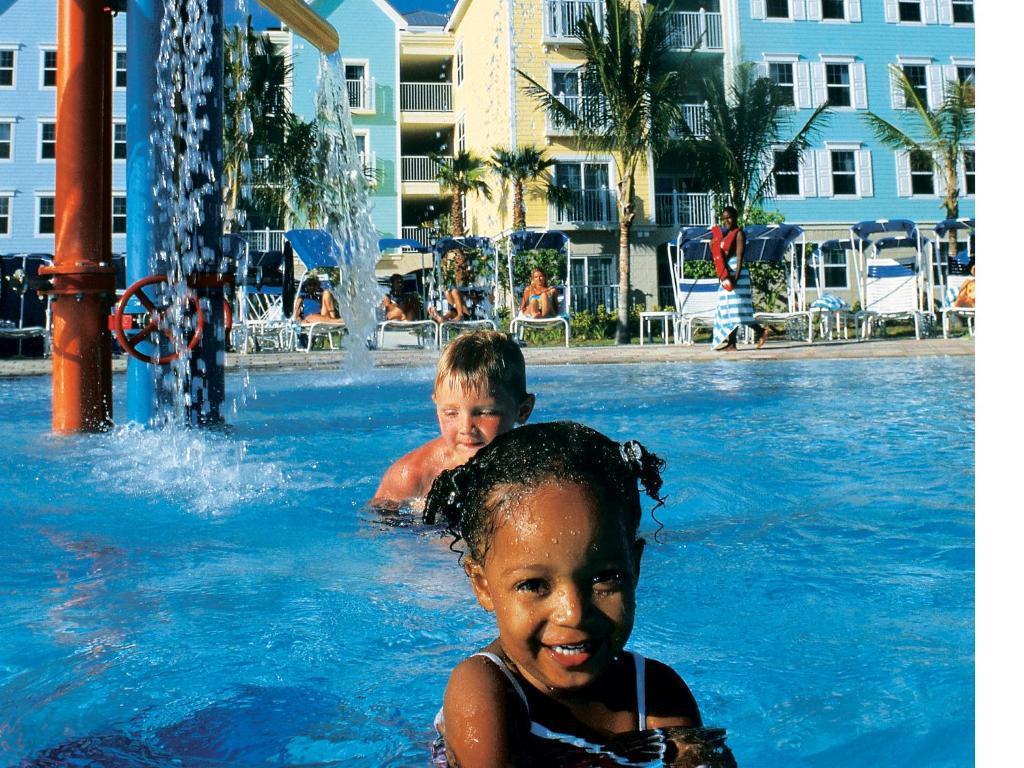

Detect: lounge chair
[1,253,53,358]
[284,230,349,352]
[506,230,572,348]
[433,236,499,345]
[673,278,720,345]
[806,240,854,341]
[746,224,814,342]
[932,219,975,339]
[374,238,439,349]
[234,246,297,352]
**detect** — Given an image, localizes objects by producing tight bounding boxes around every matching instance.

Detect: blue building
[0,0,127,255]
[732,0,975,229]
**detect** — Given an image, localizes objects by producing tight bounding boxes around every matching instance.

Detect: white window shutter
[895,151,911,197]
[884,0,899,23]
[852,62,867,108]
[942,64,957,91]
[800,152,817,197]
[890,65,906,109]
[756,60,769,78]
[816,149,833,196]
[927,64,944,109]
[796,62,813,108]
[848,0,862,22]
[857,149,873,196]
[793,0,807,21]
[807,0,822,21]
[938,0,953,24]
[924,0,938,24]
[751,0,767,19]
[370,76,376,112]
[933,151,946,196]
[811,62,827,107]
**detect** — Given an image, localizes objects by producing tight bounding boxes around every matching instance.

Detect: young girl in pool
[423,422,728,768]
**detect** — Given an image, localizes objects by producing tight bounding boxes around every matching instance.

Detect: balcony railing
[654,192,716,228]
[552,189,617,226]
[346,78,375,111]
[546,94,608,135]
[402,154,452,182]
[667,11,723,51]
[239,228,286,253]
[670,102,711,139]
[401,82,452,112]
[544,0,604,41]
[401,226,437,249]
[571,285,619,313]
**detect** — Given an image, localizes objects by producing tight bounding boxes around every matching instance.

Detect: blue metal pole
[125,0,160,424]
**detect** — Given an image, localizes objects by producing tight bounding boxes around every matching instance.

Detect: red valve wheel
[113,275,205,365]
[224,298,233,336]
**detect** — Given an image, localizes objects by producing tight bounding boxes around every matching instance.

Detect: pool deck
[0,337,974,378]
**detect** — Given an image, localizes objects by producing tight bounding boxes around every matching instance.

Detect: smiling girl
[423,422,721,768]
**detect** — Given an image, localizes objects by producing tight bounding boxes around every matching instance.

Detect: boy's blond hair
[434,331,528,403]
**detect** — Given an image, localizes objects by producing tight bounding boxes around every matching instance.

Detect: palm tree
[863,66,975,252]
[518,0,690,344]
[431,150,492,279]
[674,62,828,222]
[488,146,557,230]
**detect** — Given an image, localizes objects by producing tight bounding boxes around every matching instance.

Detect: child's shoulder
[640,655,703,728]
[372,437,448,505]
[442,652,526,764]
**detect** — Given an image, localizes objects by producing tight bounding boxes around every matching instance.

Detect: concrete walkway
[0,337,974,378]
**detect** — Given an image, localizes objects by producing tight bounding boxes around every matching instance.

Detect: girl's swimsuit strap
[631,651,646,730]
[472,652,531,715]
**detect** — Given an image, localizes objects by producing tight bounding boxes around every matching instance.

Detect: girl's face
[531,270,548,287]
[466,480,642,697]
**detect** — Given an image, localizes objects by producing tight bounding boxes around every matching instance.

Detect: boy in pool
[423,422,733,767]
[370,330,535,511]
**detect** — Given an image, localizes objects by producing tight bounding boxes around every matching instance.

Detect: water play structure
[41,0,337,433]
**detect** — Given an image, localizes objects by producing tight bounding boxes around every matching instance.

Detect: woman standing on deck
[711,206,769,351]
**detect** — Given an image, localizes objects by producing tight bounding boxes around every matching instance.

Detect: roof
[402,9,449,26]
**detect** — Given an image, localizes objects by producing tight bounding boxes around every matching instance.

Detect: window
[456,116,466,153]
[571,255,617,312]
[344,63,367,110]
[806,242,848,289]
[822,0,845,19]
[952,0,973,24]
[766,0,790,18]
[39,120,56,160]
[38,195,55,234]
[910,150,934,194]
[901,64,928,106]
[113,121,127,161]
[553,161,613,224]
[830,150,857,195]
[112,195,126,234]
[0,195,10,236]
[769,62,795,106]
[825,63,850,107]
[898,1,922,22]
[773,150,800,195]
[0,121,12,160]
[41,49,57,88]
[455,42,464,87]
[956,65,975,85]
[0,49,15,88]
[963,149,975,196]
[114,50,127,89]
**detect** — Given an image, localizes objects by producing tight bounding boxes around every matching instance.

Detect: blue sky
[231,0,456,27]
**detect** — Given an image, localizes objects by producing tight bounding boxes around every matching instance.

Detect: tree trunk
[944,161,960,260]
[448,186,466,283]
[615,174,635,345]
[513,181,526,230]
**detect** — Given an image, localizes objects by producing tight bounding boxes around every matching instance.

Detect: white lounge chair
[506,230,572,348]
[854,258,930,339]
[374,239,440,349]
[941,273,975,338]
[674,278,720,345]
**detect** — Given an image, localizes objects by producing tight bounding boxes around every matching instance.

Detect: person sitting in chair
[428,262,473,323]
[519,267,559,319]
[382,273,423,321]
[292,273,341,325]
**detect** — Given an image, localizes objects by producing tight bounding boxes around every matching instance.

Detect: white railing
[544,0,604,41]
[654,192,716,228]
[552,189,617,226]
[240,228,286,253]
[401,82,452,112]
[346,78,375,111]
[667,11,723,51]
[360,151,377,183]
[546,94,608,135]
[670,103,711,139]
[402,155,452,182]
[401,226,436,248]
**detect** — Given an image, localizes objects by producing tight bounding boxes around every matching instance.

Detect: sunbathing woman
[428,263,473,323]
[292,274,341,325]
[382,273,422,321]
[519,268,559,319]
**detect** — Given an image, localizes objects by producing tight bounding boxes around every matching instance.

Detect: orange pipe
[42,0,116,432]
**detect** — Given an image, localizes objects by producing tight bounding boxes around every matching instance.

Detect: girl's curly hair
[422,421,665,562]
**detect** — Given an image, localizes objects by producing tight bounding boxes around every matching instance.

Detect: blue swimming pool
[0,358,974,766]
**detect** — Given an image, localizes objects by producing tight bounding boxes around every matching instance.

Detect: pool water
[0,358,974,766]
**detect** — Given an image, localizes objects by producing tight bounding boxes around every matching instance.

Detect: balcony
[667,11,723,51]
[670,103,711,139]
[654,192,716,228]
[401,82,452,113]
[543,0,604,43]
[402,154,452,182]
[347,77,375,112]
[401,226,437,249]
[545,94,608,136]
[551,189,617,227]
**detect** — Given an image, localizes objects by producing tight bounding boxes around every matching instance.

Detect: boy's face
[433,378,534,465]
[466,480,643,696]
